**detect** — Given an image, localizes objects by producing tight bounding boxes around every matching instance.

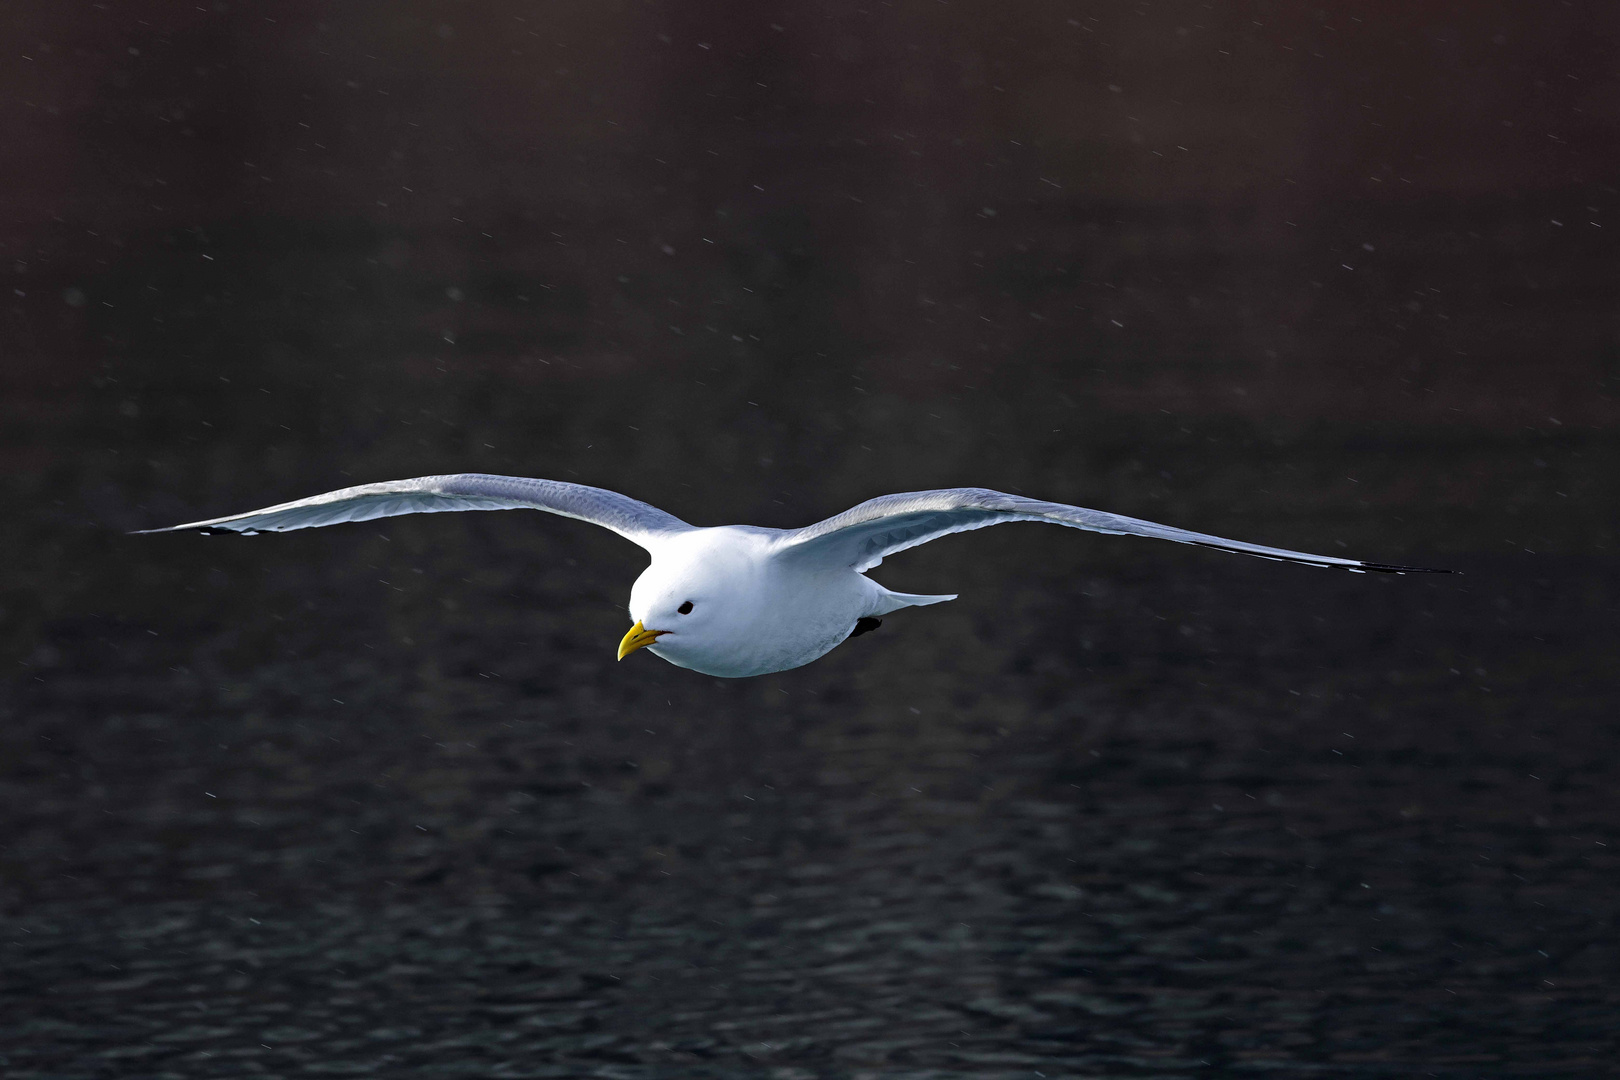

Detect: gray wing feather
[136,474,692,550]
[777,488,1447,574]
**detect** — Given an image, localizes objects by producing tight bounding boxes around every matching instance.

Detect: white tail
[872,589,957,615]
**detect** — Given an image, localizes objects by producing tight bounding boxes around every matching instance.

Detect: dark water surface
[6,545,1618,1077]
[5,2,1620,1076]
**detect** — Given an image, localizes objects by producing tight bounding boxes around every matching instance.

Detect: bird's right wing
[135,473,694,551]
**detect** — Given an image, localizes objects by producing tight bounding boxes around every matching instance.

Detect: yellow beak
[617,620,668,661]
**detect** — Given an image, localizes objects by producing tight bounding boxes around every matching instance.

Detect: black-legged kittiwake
[138,474,1448,677]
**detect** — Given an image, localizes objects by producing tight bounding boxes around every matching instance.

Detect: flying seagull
[138,473,1447,678]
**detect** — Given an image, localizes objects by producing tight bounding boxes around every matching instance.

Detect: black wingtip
[130,525,247,536]
[1357,562,1457,576]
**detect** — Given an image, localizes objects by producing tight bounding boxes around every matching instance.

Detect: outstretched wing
[135,473,693,550]
[776,487,1448,574]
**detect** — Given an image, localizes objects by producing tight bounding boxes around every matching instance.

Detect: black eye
[678,600,694,615]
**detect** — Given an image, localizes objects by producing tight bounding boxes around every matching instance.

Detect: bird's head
[618,529,766,670]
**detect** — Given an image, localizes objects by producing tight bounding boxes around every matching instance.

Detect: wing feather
[776,488,1448,574]
[136,473,692,550]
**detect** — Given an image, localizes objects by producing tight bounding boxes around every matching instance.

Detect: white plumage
[139,473,1445,677]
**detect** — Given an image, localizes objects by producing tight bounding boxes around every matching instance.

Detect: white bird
[138,474,1447,678]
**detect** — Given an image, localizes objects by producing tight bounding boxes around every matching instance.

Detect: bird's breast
[652,564,873,677]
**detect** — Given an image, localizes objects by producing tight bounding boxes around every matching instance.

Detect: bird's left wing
[135,473,693,551]
[775,487,1448,574]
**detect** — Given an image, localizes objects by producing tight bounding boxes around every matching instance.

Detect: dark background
[3,2,1618,1076]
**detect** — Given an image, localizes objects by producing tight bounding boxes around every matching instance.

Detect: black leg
[848,617,882,639]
